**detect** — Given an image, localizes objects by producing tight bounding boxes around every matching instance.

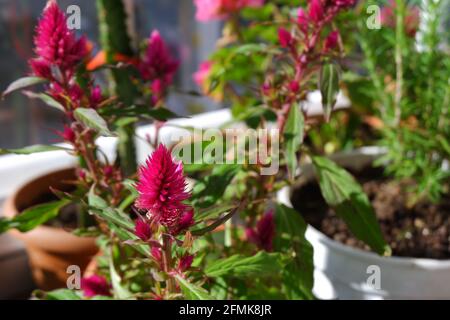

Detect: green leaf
[319,63,340,122]
[191,165,241,208]
[205,251,284,278]
[174,275,215,300]
[230,43,281,58]
[274,203,314,300]
[312,156,391,256]
[42,289,82,300]
[88,188,135,231]
[196,204,238,221]
[88,187,108,209]
[283,104,304,179]
[109,252,132,299]
[74,108,114,136]
[95,207,134,231]
[0,144,70,155]
[23,91,65,112]
[108,222,150,257]
[101,105,181,121]
[2,77,47,98]
[190,205,240,237]
[146,107,181,121]
[1,200,71,233]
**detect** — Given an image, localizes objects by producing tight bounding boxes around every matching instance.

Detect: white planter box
[278,147,450,300]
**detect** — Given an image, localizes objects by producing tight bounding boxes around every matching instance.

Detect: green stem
[162,234,175,295]
[394,0,405,126]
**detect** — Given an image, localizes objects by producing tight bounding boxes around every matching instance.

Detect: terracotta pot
[2,168,98,291]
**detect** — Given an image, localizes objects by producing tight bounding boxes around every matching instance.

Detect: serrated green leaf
[74,108,114,136]
[146,107,181,121]
[191,165,241,208]
[319,63,340,122]
[0,144,70,155]
[205,251,284,278]
[174,275,215,300]
[2,200,71,233]
[23,91,65,112]
[2,77,47,98]
[109,252,132,299]
[42,289,82,300]
[196,204,238,221]
[312,156,390,256]
[88,188,134,231]
[283,104,304,179]
[108,223,150,257]
[274,203,314,299]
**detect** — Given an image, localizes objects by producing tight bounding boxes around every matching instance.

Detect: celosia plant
[0,0,391,300]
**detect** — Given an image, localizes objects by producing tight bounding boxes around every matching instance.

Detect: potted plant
[1,0,388,300]
[0,0,179,290]
[279,0,450,299]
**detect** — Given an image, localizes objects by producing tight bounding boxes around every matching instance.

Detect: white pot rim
[278,146,450,269]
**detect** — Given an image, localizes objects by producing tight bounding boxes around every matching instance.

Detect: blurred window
[0,0,220,149]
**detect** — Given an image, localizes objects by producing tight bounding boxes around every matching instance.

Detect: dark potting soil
[291,166,450,259]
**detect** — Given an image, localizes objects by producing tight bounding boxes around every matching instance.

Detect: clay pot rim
[2,167,97,255]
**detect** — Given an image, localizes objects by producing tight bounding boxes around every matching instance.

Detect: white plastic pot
[278,147,450,300]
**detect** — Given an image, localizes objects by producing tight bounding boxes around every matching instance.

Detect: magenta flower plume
[297,8,309,32]
[178,255,194,272]
[278,28,293,48]
[193,61,213,87]
[30,2,87,79]
[246,210,275,252]
[81,275,111,298]
[134,218,152,241]
[57,124,76,144]
[135,144,192,231]
[194,0,264,22]
[308,0,324,23]
[139,30,179,88]
[324,30,339,51]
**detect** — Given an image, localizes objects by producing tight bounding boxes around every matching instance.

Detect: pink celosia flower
[134,218,152,241]
[139,30,179,88]
[175,209,195,234]
[194,0,264,22]
[288,80,300,93]
[324,30,339,51]
[150,79,165,105]
[261,82,271,96]
[245,210,275,252]
[297,8,309,32]
[308,0,324,23]
[332,0,355,8]
[178,255,194,272]
[135,144,191,231]
[81,275,111,298]
[151,247,162,262]
[193,61,213,87]
[58,124,76,144]
[30,2,87,79]
[278,28,293,48]
[90,85,103,108]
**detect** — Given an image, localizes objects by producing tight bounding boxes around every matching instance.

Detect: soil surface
[291,167,450,259]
